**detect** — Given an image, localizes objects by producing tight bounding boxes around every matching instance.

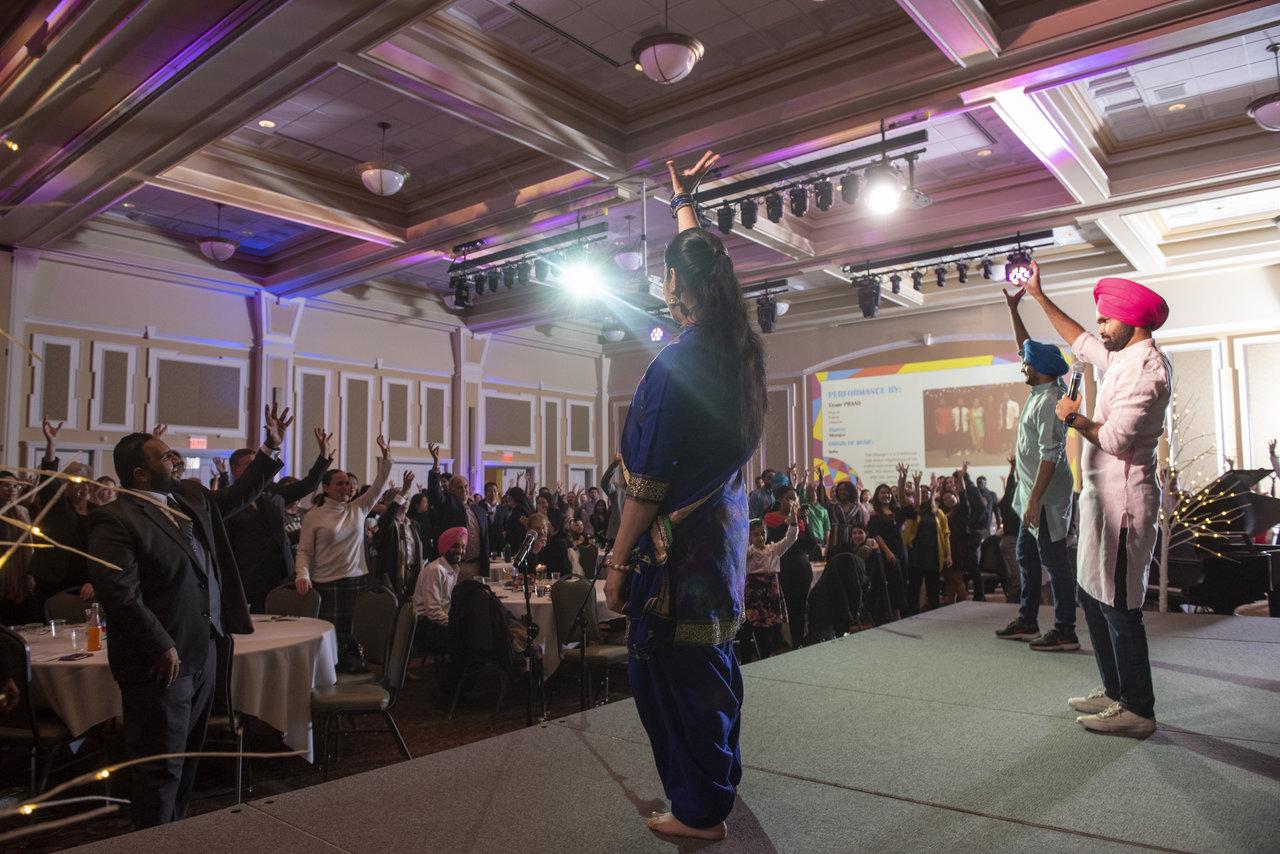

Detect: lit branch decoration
[1155,392,1249,612]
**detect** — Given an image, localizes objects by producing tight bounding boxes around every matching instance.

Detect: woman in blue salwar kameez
[603,151,768,843]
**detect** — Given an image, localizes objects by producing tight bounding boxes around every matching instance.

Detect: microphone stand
[512,533,540,727]
[567,547,603,712]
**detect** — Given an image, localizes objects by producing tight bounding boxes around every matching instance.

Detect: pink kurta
[1071,333,1172,608]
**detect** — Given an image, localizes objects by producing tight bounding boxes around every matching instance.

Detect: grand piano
[1154,469,1280,616]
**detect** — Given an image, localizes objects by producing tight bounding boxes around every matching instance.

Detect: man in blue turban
[994,287,1078,652]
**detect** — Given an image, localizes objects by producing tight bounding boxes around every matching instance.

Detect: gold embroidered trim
[627,474,670,504]
[672,616,743,646]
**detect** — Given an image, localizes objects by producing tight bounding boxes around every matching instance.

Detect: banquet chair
[205,635,249,803]
[338,586,398,686]
[446,582,540,721]
[978,535,1006,597]
[264,583,321,619]
[549,576,626,707]
[577,543,600,578]
[311,599,415,781]
[44,588,91,624]
[0,625,77,794]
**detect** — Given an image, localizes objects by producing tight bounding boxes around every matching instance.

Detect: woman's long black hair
[665,227,767,451]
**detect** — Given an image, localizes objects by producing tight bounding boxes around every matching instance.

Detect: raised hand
[1003,286,1025,309]
[428,442,440,466]
[1270,438,1277,456]
[314,427,333,459]
[213,457,227,474]
[152,423,168,439]
[613,450,622,464]
[912,470,922,483]
[263,402,293,449]
[896,462,908,478]
[42,417,63,443]
[376,434,391,460]
[401,469,415,493]
[666,149,720,197]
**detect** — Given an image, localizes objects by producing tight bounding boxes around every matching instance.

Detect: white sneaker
[1076,701,1156,738]
[1068,687,1113,714]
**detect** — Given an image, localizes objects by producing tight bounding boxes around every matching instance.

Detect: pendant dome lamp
[613,214,644,272]
[197,202,237,262]
[1246,44,1280,132]
[631,0,704,85]
[357,121,410,196]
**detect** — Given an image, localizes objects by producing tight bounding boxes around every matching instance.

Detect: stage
[70,602,1280,853]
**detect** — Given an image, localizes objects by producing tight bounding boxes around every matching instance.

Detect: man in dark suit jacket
[86,404,291,829]
[426,443,489,579]
[224,427,332,612]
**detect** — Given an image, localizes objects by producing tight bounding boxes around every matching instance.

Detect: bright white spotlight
[560,260,600,297]
[649,326,665,343]
[863,162,903,215]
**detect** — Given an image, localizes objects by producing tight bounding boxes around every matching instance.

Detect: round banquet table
[23,615,337,763]
[489,577,619,678]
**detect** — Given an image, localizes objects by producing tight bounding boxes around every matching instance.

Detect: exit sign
[188,436,207,450]
[502,452,513,462]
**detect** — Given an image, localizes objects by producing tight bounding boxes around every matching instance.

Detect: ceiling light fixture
[121,201,135,209]
[980,256,993,279]
[630,0,704,85]
[934,264,947,288]
[1,137,18,152]
[1247,44,1280,131]
[788,186,808,217]
[613,214,644,271]
[1166,102,1186,112]
[813,178,833,211]
[601,320,626,343]
[839,172,860,205]
[764,191,784,223]
[976,148,992,157]
[358,121,410,196]
[649,325,665,343]
[739,198,758,229]
[775,300,791,316]
[856,275,882,318]
[257,119,276,129]
[453,275,471,309]
[1005,247,1033,285]
[888,272,902,294]
[756,293,778,333]
[196,203,238,262]
[955,260,969,284]
[864,122,905,215]
[716,203,734,235]
[911,269,924,291]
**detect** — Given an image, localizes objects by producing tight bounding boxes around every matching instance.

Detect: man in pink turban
[1018,263,1171,739]
[413,526,469,655]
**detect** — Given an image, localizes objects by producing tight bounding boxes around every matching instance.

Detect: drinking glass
[47,619,67,637]
[68,627,86,652]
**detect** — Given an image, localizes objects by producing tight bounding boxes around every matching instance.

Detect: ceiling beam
[893,0,1002,67]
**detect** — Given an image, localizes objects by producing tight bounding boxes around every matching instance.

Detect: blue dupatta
[620,326,757,655]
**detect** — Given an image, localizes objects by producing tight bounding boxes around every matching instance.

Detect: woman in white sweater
[296,435,392,654]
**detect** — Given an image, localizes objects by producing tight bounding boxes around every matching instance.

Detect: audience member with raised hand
[903,474,951,613]
[427,442,490,581]
[28,417,93,608]
[295,433,392,665]
[742,505,798,660]
[766,485,816,650]
[866,479,909,620]
[374,469,423,596]
[86,402,289,828]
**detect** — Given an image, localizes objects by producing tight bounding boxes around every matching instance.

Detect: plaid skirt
[315,573,376,643]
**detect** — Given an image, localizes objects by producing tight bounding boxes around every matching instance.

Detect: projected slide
[808,353,1040,487]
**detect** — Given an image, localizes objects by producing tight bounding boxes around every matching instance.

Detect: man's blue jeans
[1016,508,1076,631]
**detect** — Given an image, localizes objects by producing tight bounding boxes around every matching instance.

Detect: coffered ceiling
[0,0,1277,344]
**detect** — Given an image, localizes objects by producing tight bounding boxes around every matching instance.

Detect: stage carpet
[70,602,1280,853]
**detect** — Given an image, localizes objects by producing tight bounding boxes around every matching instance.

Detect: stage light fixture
[839,172,860,205]
[788,186,808,218]
[716,203,734,235]
[534,258,549,281]
[813,178,834,211]
[518,261,531,285]
[650,325,665,343]
[980,256,994,279]
[863,161,904,214]
[911,269,924,291]
[1005,249,1033,285]
[888,272,902,294]
[503,266,516,289]
[934,264,947,288]
[453,277,471,309]
[756,294,778,333]
[764,192,784,223]
[857,277,882,318]
[739,198,758,229]
[955,260,969,284]
[472,272,487,296]
[488,269,501,294]
[560,259,601,297]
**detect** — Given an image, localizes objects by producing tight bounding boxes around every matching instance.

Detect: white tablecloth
[25,616,337,763]
[491,582,618,678]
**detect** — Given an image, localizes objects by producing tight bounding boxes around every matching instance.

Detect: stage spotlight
[716,203,734,235]
[980,256,993,279]
[503,266,516,289]
[560,259,601,297]
[911,269,924,291]
[533,257,549,281]
[756,294,778,333]
[839,171,860,205]
[955,260,969,284]
[453,277,471,309]
[764,191,784,223]
[788,186,808,218]
[1005,249,1033,285]
[485,269,499,294]
[857,277,882,318]
[934,264,947,288]
[740,198,758,229]
[471,272,485,296]
[518,261,531,285]
[888,272,902,294]
[649,325,665,343]
[863,161,904,214]
[813,178,833,211]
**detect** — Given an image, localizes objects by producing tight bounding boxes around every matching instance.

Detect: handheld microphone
[1065,362,1085,401]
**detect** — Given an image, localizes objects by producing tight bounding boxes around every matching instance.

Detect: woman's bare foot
[646,812,727,841]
